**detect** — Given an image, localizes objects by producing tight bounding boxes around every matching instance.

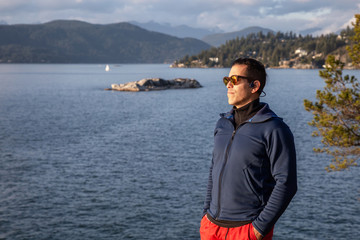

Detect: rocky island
[106,78,202,91]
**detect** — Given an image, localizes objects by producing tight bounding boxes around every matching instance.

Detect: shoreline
[169,65,359,70]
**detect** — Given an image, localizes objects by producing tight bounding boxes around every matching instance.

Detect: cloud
[0,0,358,34]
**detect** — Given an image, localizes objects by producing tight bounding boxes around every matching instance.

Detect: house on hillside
[295,48,307,57]
[209,57,219,63]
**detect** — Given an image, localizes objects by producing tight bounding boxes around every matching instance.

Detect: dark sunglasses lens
[223,77,230,85]
[230,76,238,85]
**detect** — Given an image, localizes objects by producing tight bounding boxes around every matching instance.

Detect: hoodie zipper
[215,127,237,219]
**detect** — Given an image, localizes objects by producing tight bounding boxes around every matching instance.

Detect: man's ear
[251,80,261,94]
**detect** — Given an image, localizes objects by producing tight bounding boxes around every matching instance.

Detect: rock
[106,78,202,91]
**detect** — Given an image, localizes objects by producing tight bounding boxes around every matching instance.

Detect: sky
[0,0,359,34]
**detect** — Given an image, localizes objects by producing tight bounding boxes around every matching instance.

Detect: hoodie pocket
[243,166,262,205]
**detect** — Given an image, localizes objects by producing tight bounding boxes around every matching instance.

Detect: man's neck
[234,96,259,109]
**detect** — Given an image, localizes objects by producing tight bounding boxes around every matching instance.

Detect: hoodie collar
[220,103,279,123]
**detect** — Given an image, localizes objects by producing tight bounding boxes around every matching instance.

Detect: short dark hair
[232,57,267,94]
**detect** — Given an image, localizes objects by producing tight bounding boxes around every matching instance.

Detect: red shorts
[200,215,273,240]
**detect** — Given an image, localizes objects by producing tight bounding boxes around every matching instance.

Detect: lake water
[0,64,359,240]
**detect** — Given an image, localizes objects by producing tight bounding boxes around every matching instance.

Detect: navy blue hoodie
[203,103,297,236]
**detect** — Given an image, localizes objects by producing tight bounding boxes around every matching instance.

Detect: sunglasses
[223,75,253,86]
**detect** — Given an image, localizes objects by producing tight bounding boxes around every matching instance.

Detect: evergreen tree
[346,15,360,67]
[303,14,360,171]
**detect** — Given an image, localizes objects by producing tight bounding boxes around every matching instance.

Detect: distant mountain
[202,26,274,47]
[130,21,223,39]
[0,20,8,25]
[0,20,211,63]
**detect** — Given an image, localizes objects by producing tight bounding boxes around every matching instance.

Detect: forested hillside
[0,20,211,63]
[201,26,273,47]
[173,28,355,69]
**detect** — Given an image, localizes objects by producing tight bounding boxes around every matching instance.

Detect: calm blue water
[0,64,359,240]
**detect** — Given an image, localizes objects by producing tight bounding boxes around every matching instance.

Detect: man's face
[226,64,255,108]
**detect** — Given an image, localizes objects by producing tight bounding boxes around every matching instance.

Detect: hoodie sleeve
[252,124,297,236]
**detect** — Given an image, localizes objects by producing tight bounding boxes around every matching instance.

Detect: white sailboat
[105,64,110,71]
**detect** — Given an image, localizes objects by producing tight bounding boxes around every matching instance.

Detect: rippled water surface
[0,64,359,239]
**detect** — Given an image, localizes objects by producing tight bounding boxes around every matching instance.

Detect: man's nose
[227,81,233,88]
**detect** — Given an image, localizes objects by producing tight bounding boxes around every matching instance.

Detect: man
[200,57,297,240]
